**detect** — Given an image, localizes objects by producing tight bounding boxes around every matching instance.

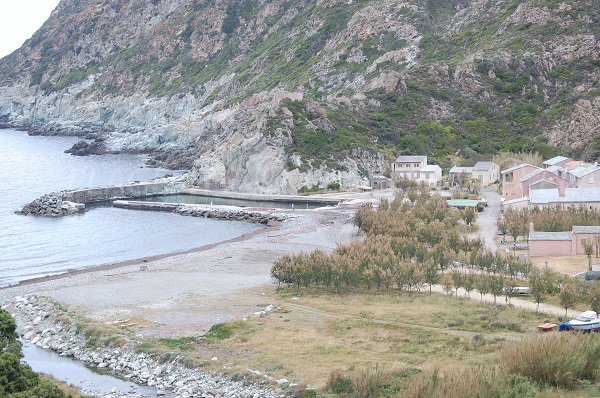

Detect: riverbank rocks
[175,205,294,224]
[18,193,85,216]
[5,295,290,398]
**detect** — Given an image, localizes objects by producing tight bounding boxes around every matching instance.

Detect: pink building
[529,225,600,257]
[501,163,572,200]
[520,169,571,198]
[501,164,540,200]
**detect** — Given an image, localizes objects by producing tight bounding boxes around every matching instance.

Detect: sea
[0,128,257,287]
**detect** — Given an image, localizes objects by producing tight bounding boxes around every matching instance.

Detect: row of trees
[272,189,533,295]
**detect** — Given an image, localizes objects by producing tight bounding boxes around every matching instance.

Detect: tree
[463,274,475,298]
[0,310,67,397]
[559,282,580,317]
[584,240,595,271]
[475,275,490,302]
[463,208,476,226]
[442,275,453,295]
[529,269,547,312]
[450,271,463,298]
[423,263,440,293]
[488,276,505,305]
[588,283,600,314]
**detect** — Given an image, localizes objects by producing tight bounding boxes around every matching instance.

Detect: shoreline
[5,221,277,289]
[0,209,358,338]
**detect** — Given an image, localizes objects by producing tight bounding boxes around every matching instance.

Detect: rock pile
[6,296,291,398]
[65,139,111,156]
[175,205,294,225]
[18,193,85,216]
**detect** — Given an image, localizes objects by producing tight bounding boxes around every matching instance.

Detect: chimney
[529,222,535,235]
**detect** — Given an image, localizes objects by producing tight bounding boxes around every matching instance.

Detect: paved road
[477,187,501,252]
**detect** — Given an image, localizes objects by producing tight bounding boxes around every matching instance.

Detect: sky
[0,0,61,58]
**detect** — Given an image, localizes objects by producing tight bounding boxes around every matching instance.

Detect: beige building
[449,161,499,187]
[472,161,500,187]
[391,156,442,187]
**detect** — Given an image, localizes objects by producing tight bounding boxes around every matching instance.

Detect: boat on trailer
[566,311,600,331]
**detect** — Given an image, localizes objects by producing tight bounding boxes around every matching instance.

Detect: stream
[22,342,162,397]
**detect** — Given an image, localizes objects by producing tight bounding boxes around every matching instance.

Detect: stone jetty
[17,193,85,216]
[17,178,183,217]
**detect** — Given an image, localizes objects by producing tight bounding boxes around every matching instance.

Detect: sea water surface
[0,128,257,286]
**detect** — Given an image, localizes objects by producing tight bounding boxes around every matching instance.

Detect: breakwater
[18,178,183,216]
[113,201,294,224]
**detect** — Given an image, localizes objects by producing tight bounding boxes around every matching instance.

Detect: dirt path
[428,284,568,318]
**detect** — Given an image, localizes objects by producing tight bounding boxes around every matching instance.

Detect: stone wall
[62,180,183,204]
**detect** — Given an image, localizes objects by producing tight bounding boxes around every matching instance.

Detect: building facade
[391,156,442,187]
[529,224,600,257]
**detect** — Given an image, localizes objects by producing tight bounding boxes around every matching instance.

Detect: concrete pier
[181,188,342,206]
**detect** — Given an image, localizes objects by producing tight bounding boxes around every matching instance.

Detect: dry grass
[193,289,550,387]
[502,334,600,388]
[531,256,591,276]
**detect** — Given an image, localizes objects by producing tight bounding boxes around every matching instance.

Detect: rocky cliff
[0,0,598,193]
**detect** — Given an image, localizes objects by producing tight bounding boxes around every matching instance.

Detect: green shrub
[325,370,353,394]
[203,323,233,340]
[585,271,600,281]
[326,182,341,191]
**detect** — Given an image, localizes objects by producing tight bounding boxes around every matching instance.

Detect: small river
[0,128,257,286]
[22,343,160,396]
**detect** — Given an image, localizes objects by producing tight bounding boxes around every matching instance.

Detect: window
[414,163,420,167]
[505,173,512,183]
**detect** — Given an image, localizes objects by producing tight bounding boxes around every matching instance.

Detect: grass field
[180,288,553,387]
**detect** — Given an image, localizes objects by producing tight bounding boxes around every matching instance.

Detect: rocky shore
[5,295,292,398]
[175,205,293,225]
[17,193,85,216]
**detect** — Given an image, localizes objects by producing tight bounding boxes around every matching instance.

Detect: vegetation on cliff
[0,0,598,180]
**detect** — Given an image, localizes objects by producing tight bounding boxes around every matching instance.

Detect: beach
[0,208,359,338]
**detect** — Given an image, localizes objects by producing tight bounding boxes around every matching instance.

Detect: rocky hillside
[0,0,598,193]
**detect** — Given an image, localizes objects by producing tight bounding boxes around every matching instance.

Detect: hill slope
[0,0,598,193]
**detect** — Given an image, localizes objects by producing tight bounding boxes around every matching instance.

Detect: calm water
[0,129,257,286]
[145,194,328,209]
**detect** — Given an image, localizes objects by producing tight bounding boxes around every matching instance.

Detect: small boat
[537,323,557,332]
[567,311,600,331]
